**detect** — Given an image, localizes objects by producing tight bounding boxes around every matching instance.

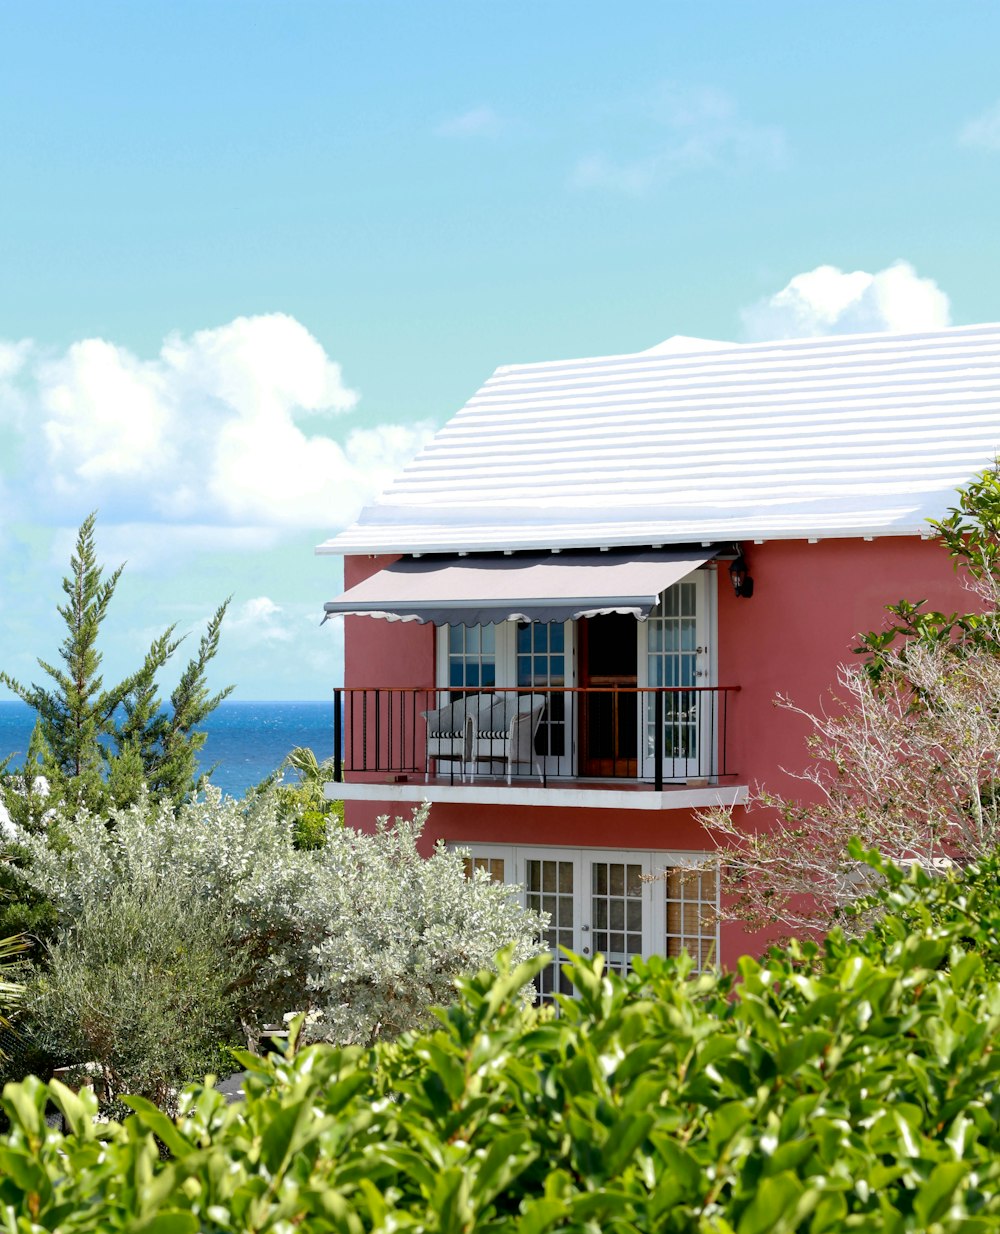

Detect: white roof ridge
[490,320,1000,376]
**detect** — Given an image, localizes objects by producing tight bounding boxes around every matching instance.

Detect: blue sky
[1,1,999,699]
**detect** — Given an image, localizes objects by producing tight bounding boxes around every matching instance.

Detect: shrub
[3,853,1000,1231]
[25,878,248,1117]
[12,788,543,1060]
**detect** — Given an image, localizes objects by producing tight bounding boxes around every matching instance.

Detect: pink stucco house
[319,322,1000,981]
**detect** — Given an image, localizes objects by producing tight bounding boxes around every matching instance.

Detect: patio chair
[422,693,489,781]
[471,692,547,784]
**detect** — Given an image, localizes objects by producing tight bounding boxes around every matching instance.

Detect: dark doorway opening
[578,613,638,776]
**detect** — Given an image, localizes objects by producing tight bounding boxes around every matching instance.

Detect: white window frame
[436,621,576,776]
[435,622,513,694]
[454,842,721,984]
[637,567,718,782]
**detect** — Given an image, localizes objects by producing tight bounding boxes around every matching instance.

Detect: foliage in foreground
[4,854,1000,1232]
[8,792,542,1109]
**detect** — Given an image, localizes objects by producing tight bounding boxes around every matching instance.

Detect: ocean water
[0,700,336,799]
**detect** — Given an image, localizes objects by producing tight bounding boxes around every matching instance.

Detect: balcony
[328,686,745,812]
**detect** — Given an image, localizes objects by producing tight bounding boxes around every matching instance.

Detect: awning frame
[323,548,719,627]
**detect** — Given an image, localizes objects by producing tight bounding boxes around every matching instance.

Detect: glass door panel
[590,859,645,976]
[448,623,496,695]
[525,856,577,999]
[516,622,571,776]
[643,578,709,781]
[665,866,719,969]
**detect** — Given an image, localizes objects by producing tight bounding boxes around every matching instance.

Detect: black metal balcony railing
[332,686,739,791]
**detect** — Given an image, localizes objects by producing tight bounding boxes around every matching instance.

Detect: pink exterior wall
[339,536,972,964]
[344,554,436,691]
[715,537,968,804]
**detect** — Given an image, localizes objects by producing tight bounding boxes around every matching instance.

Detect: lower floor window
[457,843,719,998]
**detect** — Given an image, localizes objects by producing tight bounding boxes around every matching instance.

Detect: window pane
[665,864,719,972]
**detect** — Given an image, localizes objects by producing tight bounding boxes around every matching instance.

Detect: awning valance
[322,549,717,626]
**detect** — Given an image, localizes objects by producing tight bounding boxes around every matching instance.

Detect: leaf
[737,1173,805,1234]
[913,1161,968,1228]
[1,1078,44,1138]
[47,1079,96,1140]
[470,1130,538,1204]
[122,1095,193,1160]
[125,1213,199,1234]
[517,1197,569,1234]
[259,1100,314,1176]
[603,1111,655,1176]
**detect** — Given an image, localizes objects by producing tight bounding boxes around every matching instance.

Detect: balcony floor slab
[324,778,748,812]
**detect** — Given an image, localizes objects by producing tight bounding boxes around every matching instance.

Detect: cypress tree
[1,514,232,813]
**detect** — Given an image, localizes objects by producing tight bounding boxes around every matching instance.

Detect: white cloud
[0,313,433,536]
[39,339,172,484]
[435,106,503,138]
[0,339,31,382]
[959,101,1000,151]
[572,85,785,194]
[740,262,951,341]
[227,596,295,643]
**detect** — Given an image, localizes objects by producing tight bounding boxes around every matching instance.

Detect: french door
[460,843,719,999]
[639,574,712,781]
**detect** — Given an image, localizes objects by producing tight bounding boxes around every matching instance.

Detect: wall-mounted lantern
[729,551,754,599]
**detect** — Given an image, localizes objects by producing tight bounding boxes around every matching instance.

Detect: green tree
[0,515,133,810]
[113,601,233,806]
[275,745,343,849]
[25,878,247,1117]
[857,463,1000,678]
[0,514,232,813]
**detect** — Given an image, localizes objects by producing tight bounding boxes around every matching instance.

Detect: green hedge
[2,853,1000,1231]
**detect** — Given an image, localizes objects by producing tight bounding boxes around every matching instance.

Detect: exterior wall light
[729,552,754,599]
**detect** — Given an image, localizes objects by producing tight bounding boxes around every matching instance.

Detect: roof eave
[316,523,934,558]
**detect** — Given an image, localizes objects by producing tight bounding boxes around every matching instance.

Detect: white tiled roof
[318,323,1000,556]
